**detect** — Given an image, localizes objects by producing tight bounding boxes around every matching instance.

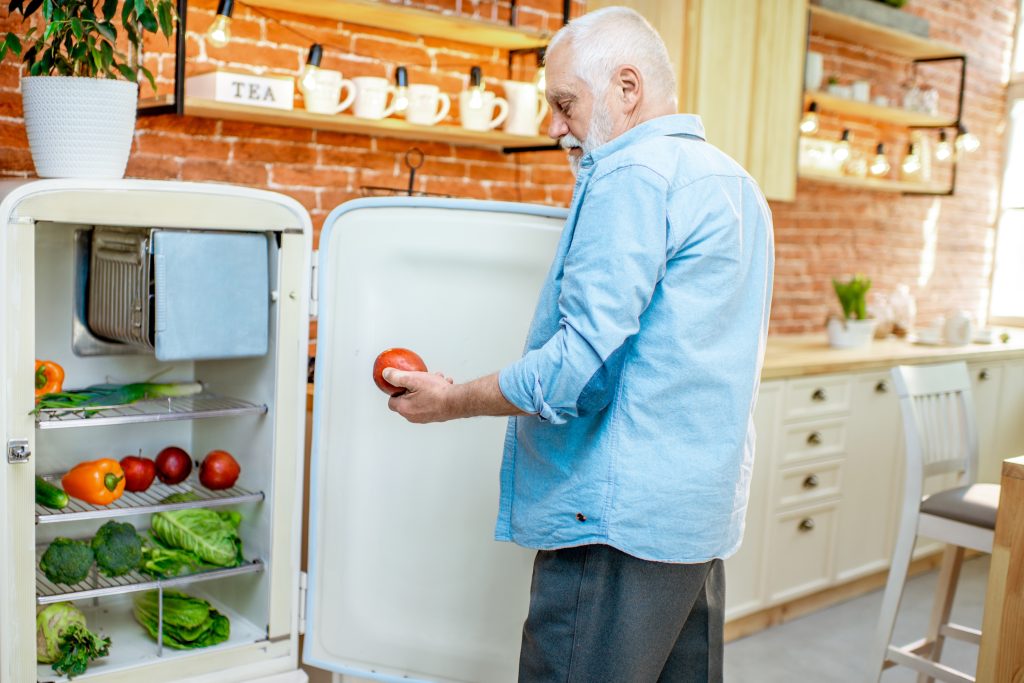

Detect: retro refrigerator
[0,178,567,682]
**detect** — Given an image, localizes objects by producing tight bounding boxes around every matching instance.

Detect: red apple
[120,455,157,492]
[372,348,428,396]
[199,450,240,490]
[155,446,192,485]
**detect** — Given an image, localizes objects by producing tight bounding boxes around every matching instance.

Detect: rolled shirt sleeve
[499,165,669,424]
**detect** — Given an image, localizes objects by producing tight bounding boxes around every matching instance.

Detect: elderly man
[384,6,774,682]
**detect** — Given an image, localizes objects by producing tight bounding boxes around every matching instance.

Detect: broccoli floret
[91,521,142,577]
[39,538,94,585]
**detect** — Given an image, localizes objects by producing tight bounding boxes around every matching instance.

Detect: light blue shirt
[496,114,774,563]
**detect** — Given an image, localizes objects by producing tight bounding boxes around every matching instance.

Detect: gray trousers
[518,544,724,683]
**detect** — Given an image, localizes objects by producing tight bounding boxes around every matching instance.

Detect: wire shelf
[35,392,268,429]
[36,478,264,524]
[36,549,264,605]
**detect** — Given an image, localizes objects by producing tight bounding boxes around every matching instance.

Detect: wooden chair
[868,362,1000,683]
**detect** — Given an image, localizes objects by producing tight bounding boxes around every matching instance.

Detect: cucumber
[36,476,69,509]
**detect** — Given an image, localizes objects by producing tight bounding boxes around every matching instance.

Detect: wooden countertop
[763,330,1024,379]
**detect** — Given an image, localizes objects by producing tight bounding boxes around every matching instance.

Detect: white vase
[826,317,878,349]
[21,76,139,178]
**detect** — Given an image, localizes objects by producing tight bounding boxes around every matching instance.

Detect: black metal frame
[902,54,967,197]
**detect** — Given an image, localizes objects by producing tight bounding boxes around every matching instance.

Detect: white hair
[548,6,678,109]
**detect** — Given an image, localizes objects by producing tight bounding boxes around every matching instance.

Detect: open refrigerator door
[304,199,565,682]
[0,179,312,683]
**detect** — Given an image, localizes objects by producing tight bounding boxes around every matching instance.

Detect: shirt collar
[581,114,706,168]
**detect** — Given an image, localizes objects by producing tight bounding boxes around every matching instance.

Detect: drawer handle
[811,388,827,402]
[978,369,990,381]
[803,474,820,489]
[807,431,823,446]
[875,380,888,394]
[798,518,815,532]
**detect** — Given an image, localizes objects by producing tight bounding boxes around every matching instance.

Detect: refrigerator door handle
[7,438,30,464]
[298,570,308,636]
[310,250,319,319]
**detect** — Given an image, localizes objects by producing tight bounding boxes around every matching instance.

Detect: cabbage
[36,603,87,664]
[150,508,242,567]
[36,603,111,678]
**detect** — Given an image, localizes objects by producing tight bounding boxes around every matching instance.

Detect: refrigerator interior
[304,200,566,683]
[31,218,283,681]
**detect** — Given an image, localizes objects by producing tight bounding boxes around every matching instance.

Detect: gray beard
[561,102,614,177]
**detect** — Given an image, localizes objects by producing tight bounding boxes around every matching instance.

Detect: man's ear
[615,64,642,110]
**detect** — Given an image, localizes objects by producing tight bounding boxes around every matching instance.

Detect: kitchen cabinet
[969,362,1004,484]
[585,0,807,202]
[994,359,1024,468]
[723,381,780,620]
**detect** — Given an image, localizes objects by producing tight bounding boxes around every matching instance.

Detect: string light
[870,143,891,177]
[393,66,409,116]
[833,129,851,163]
[800,101,820,135]
[467,66,485,109]
[955,123,980,156]
[935,130,954,161]
[206,0,234,48]
[300,43,323,92]
[533,47,546,94]
[901,142,921,178]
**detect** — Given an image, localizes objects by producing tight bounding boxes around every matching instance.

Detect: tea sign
[187,70,294,110]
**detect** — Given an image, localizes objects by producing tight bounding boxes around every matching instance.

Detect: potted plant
[1,0,177,178]
[826,274,878,348]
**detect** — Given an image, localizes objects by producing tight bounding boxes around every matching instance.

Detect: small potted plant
[1,0,177,178]
[826,274,878,348]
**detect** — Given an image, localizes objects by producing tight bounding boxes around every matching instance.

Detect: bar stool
[868,362,1000,683]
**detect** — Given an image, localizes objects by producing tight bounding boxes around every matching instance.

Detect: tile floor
[724,556,989,682]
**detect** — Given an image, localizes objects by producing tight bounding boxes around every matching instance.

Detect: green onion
[33,382,203,415]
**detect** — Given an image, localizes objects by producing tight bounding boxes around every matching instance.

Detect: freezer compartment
[80,226,271,361]
[35,591,268,683]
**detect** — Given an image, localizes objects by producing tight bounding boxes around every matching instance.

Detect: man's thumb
[383,367,413,388]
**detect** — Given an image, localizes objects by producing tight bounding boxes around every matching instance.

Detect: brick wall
[0,0,1018,338]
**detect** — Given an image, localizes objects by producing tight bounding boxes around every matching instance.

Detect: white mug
[352,76,397,120]
[459,90,508,131]
[503,80,548,136]
[300,68,356,115]
[943,310,973,346]
[406,84,451,126]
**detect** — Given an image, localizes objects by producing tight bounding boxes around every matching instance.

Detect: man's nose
[548,112,568,140]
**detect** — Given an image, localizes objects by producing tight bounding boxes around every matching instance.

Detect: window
[990,2,1024,325]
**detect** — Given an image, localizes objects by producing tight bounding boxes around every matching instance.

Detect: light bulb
[300,44,323,91]
[467,65,485,109]
[955,125,980,155]
[833,129,851,163]
[800,101,820,135]
[935,130,953,161]
[901,143,921,177]
[870,143,891,177]
[533,47,546,94]
[207,14,231,48]
[393,66,409,115]
[206,0,234,48]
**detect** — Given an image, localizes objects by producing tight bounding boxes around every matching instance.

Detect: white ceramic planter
[21,76,138,178]
[826,317,878,349]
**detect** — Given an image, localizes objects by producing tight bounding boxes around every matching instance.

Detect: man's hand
[383,369,528,424]
[384,369,456,423]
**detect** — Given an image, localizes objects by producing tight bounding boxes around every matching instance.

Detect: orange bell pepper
[35,360,65,399]
[61,459,125,506]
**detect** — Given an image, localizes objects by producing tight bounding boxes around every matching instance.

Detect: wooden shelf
[809,6,964,60]
[798,168,951,194]
[181,97,553,151]
[244,0,550,50]
[804,92,956,128]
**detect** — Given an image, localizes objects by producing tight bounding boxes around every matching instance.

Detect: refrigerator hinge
[298,570,308,635]
[309,250,319,319]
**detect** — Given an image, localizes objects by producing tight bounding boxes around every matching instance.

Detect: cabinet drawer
[783,376,851,420]
[778,418,847,466]
[765,504,837,604]
[774,460,841,510]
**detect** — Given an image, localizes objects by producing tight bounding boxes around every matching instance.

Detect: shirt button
[576,513,587,522]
